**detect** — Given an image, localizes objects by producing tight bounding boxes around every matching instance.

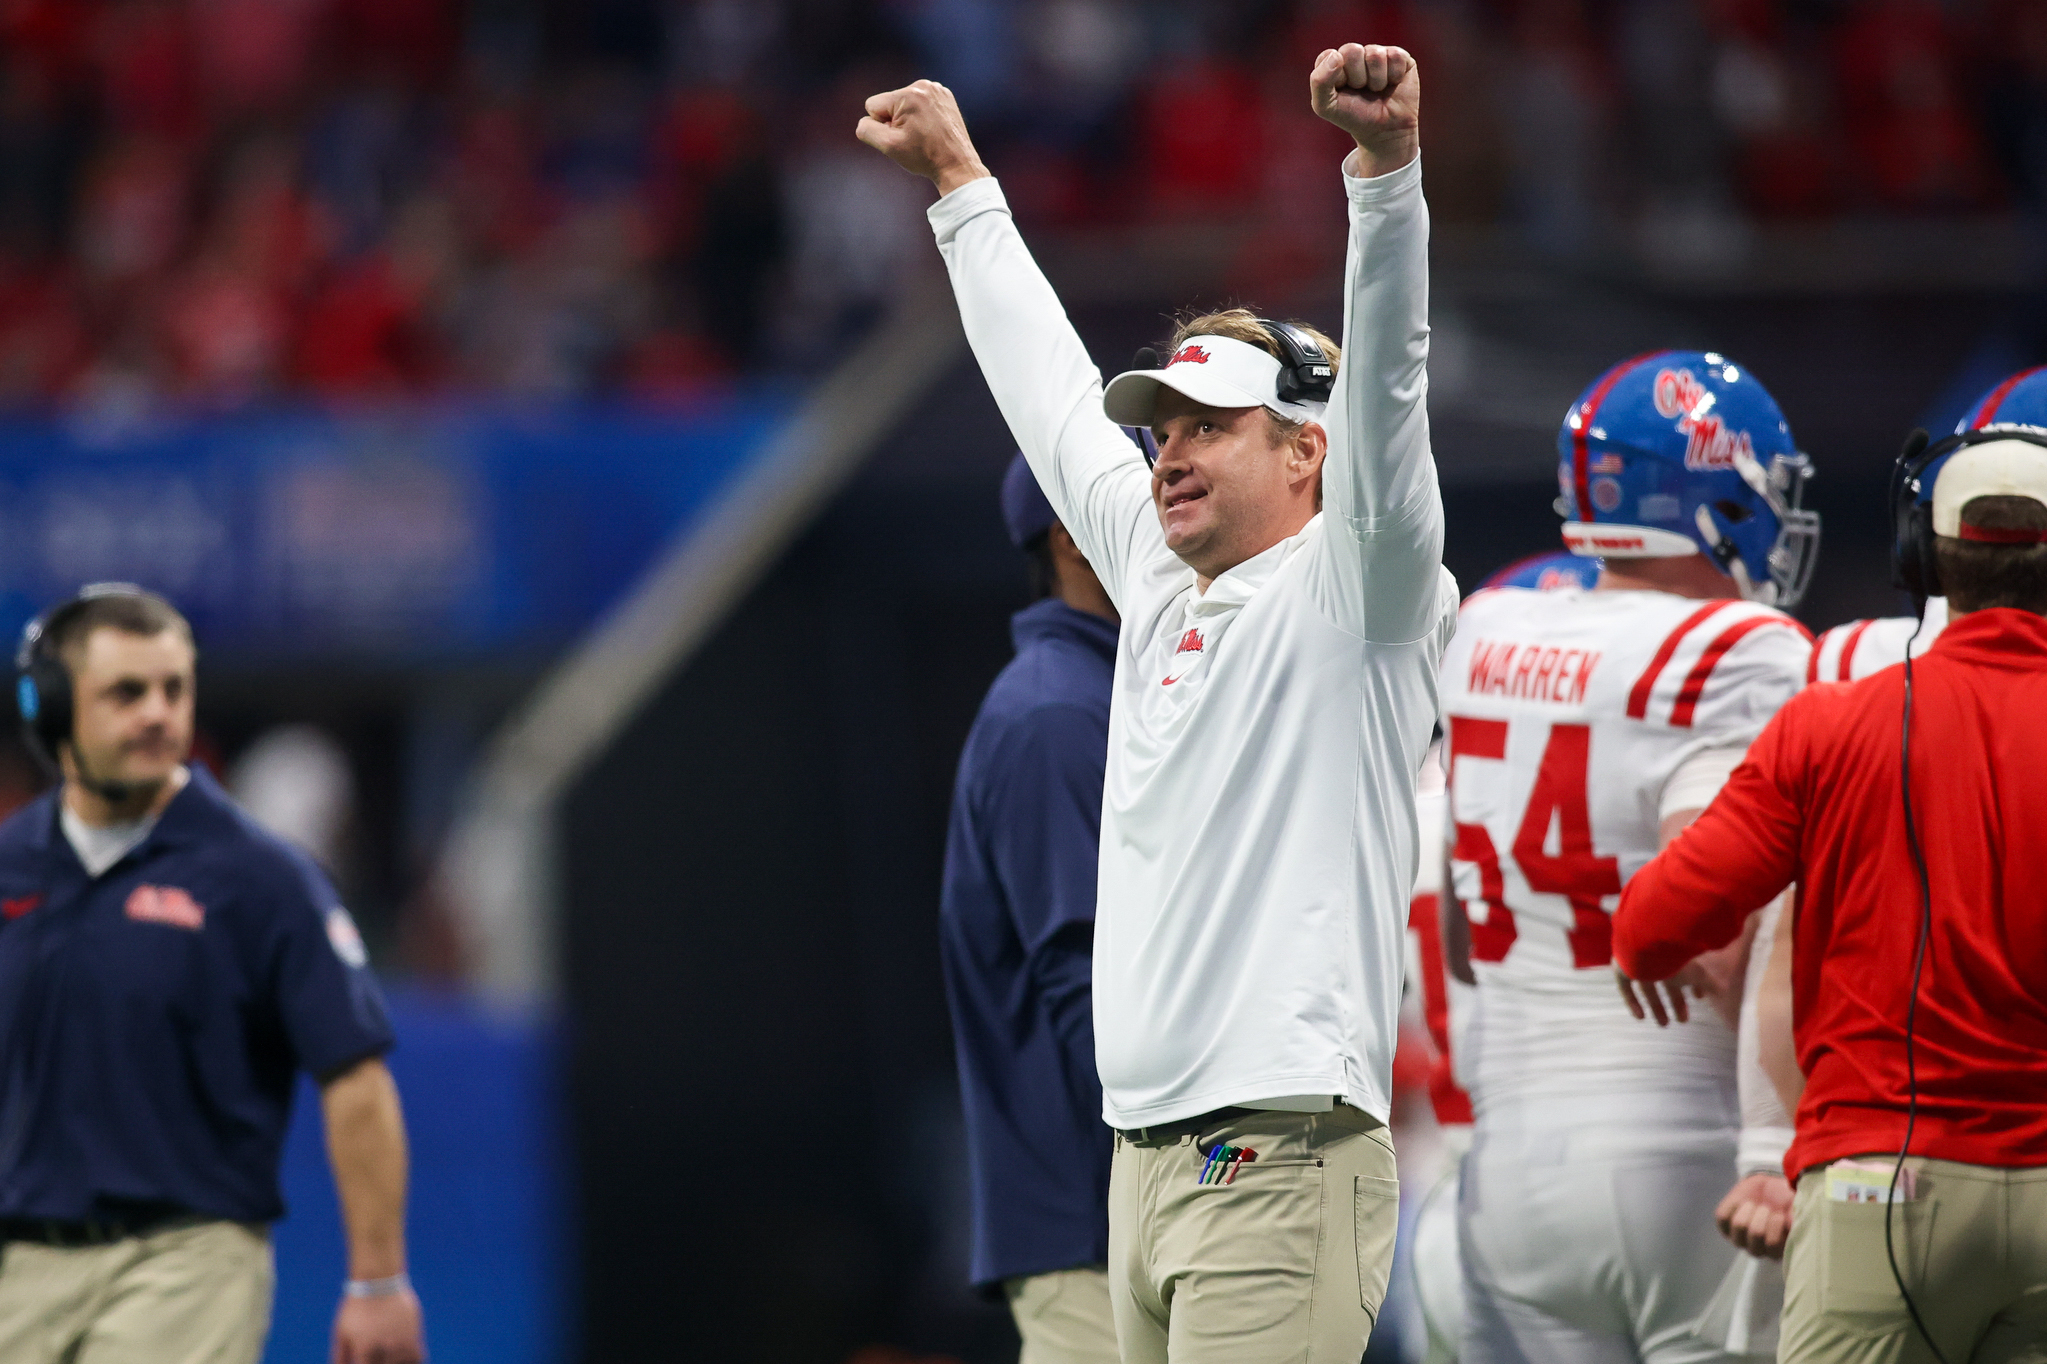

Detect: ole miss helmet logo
[1169,345,1210,367]
[1652,367,1756,472]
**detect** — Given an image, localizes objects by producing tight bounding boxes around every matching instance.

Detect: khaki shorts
[1109,1104,1399,1364]
[1007,1265,1121,1364]
[0,1218,274,1364]
[1781,1155,2047,1364]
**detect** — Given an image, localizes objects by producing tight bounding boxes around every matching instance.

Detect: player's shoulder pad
[1624,599,1812,732]
[1808,615,1919,685]
[1455,584,1535,623]
[1808,620,1869,686]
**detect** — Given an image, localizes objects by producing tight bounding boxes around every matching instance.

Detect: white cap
[1932,434,2047,541]
[1102,334,1326,428]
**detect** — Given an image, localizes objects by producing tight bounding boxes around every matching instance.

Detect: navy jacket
[940,598,1116,1289]
[0,767,393,1224]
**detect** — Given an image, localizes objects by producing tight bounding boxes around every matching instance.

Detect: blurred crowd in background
[1,0,2045,414]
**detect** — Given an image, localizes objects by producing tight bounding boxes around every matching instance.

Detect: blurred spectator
[1135,54,1265,218]
[2,0,2045,411]
[1620,0,1750,269]
[1503,0,1615,257]
[228,722,357,870]
[774,79,924,367]
[1709,2,1843,219]
[1834,0,1994,211]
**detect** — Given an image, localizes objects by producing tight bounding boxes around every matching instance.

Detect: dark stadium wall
[560,456,1029,1363]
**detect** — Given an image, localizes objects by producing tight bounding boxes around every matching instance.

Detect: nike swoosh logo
[1161,675,1181,686]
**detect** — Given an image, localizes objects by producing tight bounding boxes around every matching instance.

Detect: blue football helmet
[1956,364,2047,433]
[1476,551,1601,593]
[1892,365,2047,538]
[1555,350,1819,608]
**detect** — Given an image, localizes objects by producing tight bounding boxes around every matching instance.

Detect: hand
[855,79,991,196]
[1715,1172,1794,1259]
[1615,960,1711,1026]
[332,1288,425,1364]
[1310,43,1420,178]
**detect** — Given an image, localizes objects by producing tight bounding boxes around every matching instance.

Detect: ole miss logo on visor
[1169,345,1210,367]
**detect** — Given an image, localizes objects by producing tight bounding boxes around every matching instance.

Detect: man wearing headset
[0,586,425,1364]
[1612,431,2047,1362]
[862,42,1455,1362]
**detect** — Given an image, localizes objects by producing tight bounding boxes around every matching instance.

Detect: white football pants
[1457,1093,1765,1364]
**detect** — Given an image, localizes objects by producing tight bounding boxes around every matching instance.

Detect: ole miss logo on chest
[126,884,206,931]
[1161,628,1204,686]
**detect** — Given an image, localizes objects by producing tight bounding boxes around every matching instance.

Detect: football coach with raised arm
[0,586,424,1364]
[862,42,1456,1363]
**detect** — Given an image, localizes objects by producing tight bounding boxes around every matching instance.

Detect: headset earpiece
[14,582,157,780]
[1255,319,1335,408]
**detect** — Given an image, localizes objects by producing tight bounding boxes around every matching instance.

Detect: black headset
[1255,318,1337,407]
[1132,318,1337,466]
[14,583,165,779]
[1890,423,2047,607]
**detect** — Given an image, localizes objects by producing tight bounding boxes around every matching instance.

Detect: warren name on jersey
[1441,352,1817,1364]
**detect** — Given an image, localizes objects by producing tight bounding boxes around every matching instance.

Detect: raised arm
[1304,45,1444,642]
[857,82,1156,609]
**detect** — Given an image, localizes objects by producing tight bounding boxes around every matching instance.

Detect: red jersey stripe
[1836,619,1875,682]
[1970,365,2046,427]
[1807,630,1829,685]
[1671,615,1810,727]
[1627,600,1740,719]
[1571,352,1666,529]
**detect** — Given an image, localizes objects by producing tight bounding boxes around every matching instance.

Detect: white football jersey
[1807,597,1949,683]
[1438,586,1812,1109]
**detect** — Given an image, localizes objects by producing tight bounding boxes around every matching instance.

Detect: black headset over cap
[15,582,162,776]
[1890,425,2047,608]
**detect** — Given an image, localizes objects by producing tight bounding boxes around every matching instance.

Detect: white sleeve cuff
[926,175,1010,246]
[1343,151,1422,203]
[1737,1125,1794,1178]
[1658,740,1750,822]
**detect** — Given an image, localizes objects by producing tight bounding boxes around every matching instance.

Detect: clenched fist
[1716,1171,1794,1260]
[1311,44,1419,178]
[856,79,991,197]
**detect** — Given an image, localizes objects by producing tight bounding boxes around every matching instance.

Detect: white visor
[1102,334,1325,427]
[1932,435,2047,537]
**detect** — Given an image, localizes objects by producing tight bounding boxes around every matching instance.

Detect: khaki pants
[1008,1266,1122,1364]
[1782,1156,2047,1364]
[0,1219,274,1364]
[1110,1105,1399,1364]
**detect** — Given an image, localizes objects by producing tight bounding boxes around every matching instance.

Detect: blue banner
[0,396,795,662]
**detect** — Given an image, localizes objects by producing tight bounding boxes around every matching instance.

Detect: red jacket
[1614,608,2047,1180]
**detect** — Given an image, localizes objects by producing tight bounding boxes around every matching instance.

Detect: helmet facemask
[1701,449,1819,608]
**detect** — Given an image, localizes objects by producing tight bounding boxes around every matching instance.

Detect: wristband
[344,1272,412,1299]
[1736,1125,1794,1179]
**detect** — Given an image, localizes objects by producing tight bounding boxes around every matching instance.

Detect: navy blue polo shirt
[940,598,1116,1289]
[0,767,393,1224]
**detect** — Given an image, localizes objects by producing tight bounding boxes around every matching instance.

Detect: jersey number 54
[1448,717,1621,968]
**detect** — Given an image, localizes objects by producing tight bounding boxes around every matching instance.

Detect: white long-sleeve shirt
[929,156,1457,1129]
